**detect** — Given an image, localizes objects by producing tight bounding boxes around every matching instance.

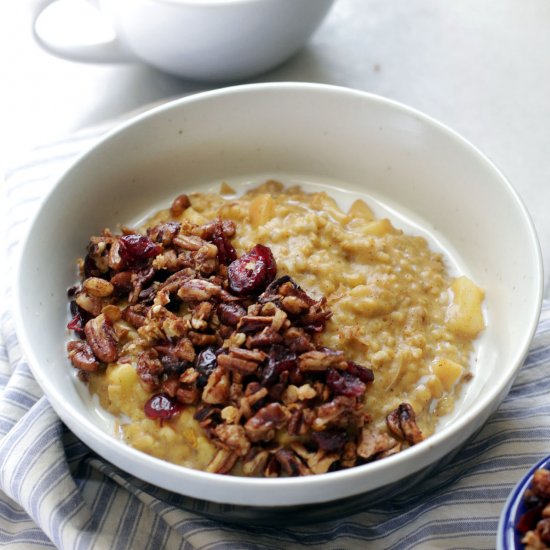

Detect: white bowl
[14,83,543,516]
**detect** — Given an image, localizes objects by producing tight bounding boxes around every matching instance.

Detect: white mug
[31,0,336,82]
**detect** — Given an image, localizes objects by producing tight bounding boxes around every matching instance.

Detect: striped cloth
[1,120,549,550]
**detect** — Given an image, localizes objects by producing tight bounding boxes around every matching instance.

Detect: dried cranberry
[262,345,297,385]
[67,313,85,338]
[346,361,374,383]
[195,347,218,387]
[157,354,187,375]
[288,365,305,386]
[228,244,276,296]
[312,430,348,452]
[144,393,183,421]
[326,368,366,397]
[118,235,162,268]
[67,300,89,338]
[517,505,544,534]
[83,253,104,279]
[211,219,237,265]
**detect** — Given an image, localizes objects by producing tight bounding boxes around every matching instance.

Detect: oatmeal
[66,181,484,476]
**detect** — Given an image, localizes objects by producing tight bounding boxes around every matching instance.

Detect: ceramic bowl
[498,455,550,549]
[14,83,543,519]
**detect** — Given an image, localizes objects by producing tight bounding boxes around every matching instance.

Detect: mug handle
[30,0,135,63]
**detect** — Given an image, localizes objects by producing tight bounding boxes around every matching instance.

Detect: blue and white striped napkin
[1,118,549,550]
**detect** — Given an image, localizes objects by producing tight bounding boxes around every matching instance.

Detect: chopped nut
[217,353,259,374]
[67,340,100,372]
[386,403,424,445]
[76,292,103,317]
[290,443,338,474]
[179,367,199,385]
[121,304,149,328]
[213,424,251,457]
[298,349,346,371]
[102,304,121,323]
[173,234,205,251]
[84,314,118,363]
[242,449,270,476]
[533,469,550,500]
[357,428,399,460]
[206,449,237,474]
[282,385,299,405]
[275,449,310,476]
[281,295,310,314]
[170,194,191,217]
[221,405,241,424]
[188,331,219,347]
[176,386,200,405]
[297,384,317,401]
[236,315,273,333]
[244,402,290,442]
[83,277,114,297]
[191,301,214,330]
[177,279,221,301]
[202,367,230,404]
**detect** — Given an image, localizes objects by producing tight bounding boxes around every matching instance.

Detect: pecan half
[177,279,221,302]
[84,314,118,363]
[217,303,246,326]
[242,448,270,476]
[236,315,273,333]
[67,340,100,372]
[217,353,259,374]
[170,194,191,217]
[206,449,237,474]
[275,449,310,476]
[121,304,149,328]
[386,403,424,445]
[173,234,206,251]
[298,349,346,371]
[290,443,339,475]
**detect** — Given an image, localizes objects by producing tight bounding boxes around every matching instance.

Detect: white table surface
[2,0,550,298]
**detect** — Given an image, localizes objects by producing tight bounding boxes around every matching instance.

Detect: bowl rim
[12,82,544,506]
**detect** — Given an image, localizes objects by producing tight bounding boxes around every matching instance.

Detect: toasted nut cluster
[517,468,550,548]
[66,193,424,476]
